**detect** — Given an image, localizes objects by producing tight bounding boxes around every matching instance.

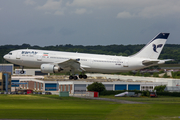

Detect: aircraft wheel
[69,75,74,80]
[20,70,24,74]
[83,75,87,79]
[79,75,83,79]
[73,76,78,80]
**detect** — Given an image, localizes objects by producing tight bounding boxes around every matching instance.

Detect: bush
[143,73,151,77]
[171,71,180,78]
[99,89,180,97]
[159,70,164,74]
[153,72,159,77]
[154,85,166,92]
[99,90,141,96]
[156,91,180,97]
[87,82,106,92]
[135,71,142,76]
[141,91,150,97]
[163,73,170,78]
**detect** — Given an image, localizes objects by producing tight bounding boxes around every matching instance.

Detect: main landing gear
[79,74,87,79]
[69,74,87,80]
[68,70,87,80]
[68,68,87,80]
[69,75,78,80]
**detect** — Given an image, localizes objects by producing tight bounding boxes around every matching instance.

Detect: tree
[153,72,159,77]
[163,73,170,78]
[135,70,142,76]
[143,73,151,77]
[171,71,180,78]
[154,85,166,92]
[87,82,106,92]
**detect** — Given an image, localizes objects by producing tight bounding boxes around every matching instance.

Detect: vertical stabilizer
[131,33,170,59]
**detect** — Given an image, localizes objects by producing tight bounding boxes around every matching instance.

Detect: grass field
[1,95,180,120]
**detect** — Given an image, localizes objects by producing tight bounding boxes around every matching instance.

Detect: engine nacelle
[41,64,61,73]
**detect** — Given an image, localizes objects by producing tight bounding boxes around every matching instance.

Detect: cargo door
[37,55,42,61]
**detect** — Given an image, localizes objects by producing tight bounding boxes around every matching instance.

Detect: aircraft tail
[131,33,170,59]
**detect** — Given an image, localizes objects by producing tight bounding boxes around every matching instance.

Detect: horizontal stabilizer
[142,60,159,66]
[163,59,174,62]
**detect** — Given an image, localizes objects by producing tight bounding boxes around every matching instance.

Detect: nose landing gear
[20,66,25,74]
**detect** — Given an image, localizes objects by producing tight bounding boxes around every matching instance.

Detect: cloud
[37,0,62,10]
[54,11,64,15]
[66,0,94,7]
[138,2,180,18]
[24,0,36,5]
[66,0,180,18]
[34,0,180,18]
[74,8,87,15]
[117,11,134,18]
[66,0,125,8]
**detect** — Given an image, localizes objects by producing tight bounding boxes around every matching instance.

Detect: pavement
[74,96,146,104]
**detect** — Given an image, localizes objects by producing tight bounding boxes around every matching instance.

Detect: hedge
[99,90,180,97]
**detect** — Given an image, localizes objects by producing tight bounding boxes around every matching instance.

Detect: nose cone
[3,54,9,61]
[3,55,7,59]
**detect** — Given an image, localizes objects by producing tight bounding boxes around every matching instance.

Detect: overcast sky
[0,0,180,46]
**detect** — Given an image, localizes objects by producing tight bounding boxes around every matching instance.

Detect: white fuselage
[4,49,153,73]
[4,33,170,74]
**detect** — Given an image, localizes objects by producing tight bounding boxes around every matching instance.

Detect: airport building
[0,64,180,93]
[11,77,166,94]
[0,64,13,75]
[0,72,11,92]
[10,71,180,94]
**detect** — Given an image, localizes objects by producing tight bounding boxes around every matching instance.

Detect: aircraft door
[16,52,21,59]
[123,58,129,67]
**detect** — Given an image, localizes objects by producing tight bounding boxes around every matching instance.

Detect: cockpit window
[8,53,12,55]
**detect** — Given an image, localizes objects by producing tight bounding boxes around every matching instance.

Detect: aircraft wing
[56,59,85,72]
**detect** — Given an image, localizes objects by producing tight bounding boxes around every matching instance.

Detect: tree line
[0,43,180,64]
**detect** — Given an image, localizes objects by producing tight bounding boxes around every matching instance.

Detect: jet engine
[41,64,62,73]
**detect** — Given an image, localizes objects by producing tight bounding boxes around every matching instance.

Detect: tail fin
[131,33,170,59]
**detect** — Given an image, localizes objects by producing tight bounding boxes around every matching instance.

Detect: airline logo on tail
[152,44,163,53]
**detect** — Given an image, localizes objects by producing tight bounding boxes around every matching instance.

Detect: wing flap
[57,59,85,72]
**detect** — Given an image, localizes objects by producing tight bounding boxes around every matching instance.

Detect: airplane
[3,33,172,80]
